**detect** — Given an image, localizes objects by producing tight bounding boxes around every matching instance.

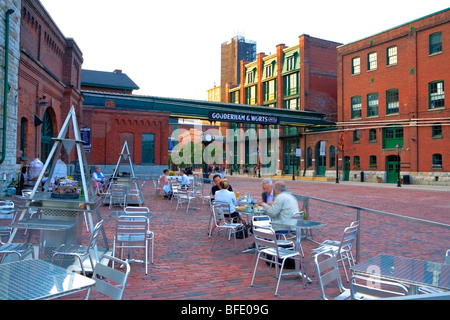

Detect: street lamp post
[396,144,402,187]
[335,148,340,184]
[201,133,214,182]
[291,149,295,181]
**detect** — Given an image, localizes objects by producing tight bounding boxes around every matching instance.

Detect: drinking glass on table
[236,191,240,199]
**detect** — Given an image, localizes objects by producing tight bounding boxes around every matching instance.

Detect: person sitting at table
[179,170,191,189]
[92,166,108,191]
[257,181,299,232]
[159,169,172,199]
[213,179,246,226]
[211,174,233,201]
[261,178,275,205]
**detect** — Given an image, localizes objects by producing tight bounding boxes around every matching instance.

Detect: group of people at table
[158,169,300,249]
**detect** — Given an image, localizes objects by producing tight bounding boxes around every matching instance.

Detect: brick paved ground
[28,176,447,302]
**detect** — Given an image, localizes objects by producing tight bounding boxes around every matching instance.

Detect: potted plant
[376,176,382,183]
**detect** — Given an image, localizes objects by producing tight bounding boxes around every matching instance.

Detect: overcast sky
[40,0,449,101]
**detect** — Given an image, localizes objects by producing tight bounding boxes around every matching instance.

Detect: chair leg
[250,252,262,287]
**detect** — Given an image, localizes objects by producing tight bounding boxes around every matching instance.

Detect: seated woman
[159,169,172,199]
[213,179,246,225]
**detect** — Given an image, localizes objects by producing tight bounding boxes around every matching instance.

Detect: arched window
[307,147,312,168]
[329,146,336,168]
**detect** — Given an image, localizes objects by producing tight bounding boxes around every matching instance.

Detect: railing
[293,194,450,263]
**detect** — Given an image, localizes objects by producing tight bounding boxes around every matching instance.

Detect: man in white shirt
[179,170,191,189]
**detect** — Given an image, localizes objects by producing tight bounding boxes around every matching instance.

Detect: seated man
[261,178,274,205]
[92,166,108,191]
[258,181,299,232]
[179,170,191,189]
[211,174,233,200]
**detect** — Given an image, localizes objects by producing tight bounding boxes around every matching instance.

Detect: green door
[386,155,400,183]
[142,133,155,164]
[315,142,326,176]
[41,110,54,164]
[344,157,350,181]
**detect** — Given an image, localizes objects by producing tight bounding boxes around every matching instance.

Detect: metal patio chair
[314,249,350,300]
[51,220,104,275]
[211,202,246,254]
[312,221,359,282]
[251,226,305,296]
[85,254,130,300]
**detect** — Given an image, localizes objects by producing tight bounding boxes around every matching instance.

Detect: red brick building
[337,8,450,184]
[225,35,342,175]
[17,0,83,165]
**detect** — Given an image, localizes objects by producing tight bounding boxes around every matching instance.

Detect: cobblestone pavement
[61,176,450,301]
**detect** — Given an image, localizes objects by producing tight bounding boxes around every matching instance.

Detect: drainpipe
[1,9,14,165]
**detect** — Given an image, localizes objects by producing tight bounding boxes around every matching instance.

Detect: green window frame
[142,133,155,164]
[432,154,442,169]
[284,72,299,96]
[307,147,312,168]
[351,96,362,118]
[369,155,377,168]
[367,93,379,117]
[386,89,399,114]
[246,85,257,105]
[353,156,360,169]
[368,52,377,71]
[432,123,442,138]
[429,32,442,55]
[263,79,276,102]
[387,46,397,66]
[353,130,361,143]
[329,146,336,168]
[369,129,377,142]
[429,81,445,109]
[352,57,360,74]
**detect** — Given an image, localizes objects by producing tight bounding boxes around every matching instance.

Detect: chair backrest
[116,216,148,241]
[337,224,359,254]
[253,227,280,257]
[212,202,232,226]
[124,206,150,214]
[445,249,450,265]
[87,220,104,251]
[351,274,409,299]
[110,184,127,195]
[252,215,271,231]
[314,249,347,300]
[86,255,130,300]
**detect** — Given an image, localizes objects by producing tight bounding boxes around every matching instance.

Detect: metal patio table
[0,259,95,300]
[350,254,450,294]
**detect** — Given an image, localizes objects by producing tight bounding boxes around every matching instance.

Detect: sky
[39,0,449,101]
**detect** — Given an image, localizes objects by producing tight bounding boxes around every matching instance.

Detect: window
[329,146,336,168]
[229,90,240,104]
[246,85,257,105]
[286,56,295,71]
[142,133,155,164]
[353,156,360,169]
[429,32,442,54]
[284,98,299,110]
[368,52,377,70]
[432,154,442,169]
[432,123,442,138]
[247,72,254,84]
[386,89,399,114]
[369,155,377,168]
[387,46,397,66]
[265,64,273,78]
[284,72,299,96]
[352,57,360,74]
[351,96,362,118]
[263,80,276,102]
[353,130,361,143]
[369,129,377,142]
[383,126,403,149]
[367,93,379,117]
[429,81,445,109]
[307,147,312,168]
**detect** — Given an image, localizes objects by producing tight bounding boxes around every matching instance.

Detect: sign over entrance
[209,111,279,125]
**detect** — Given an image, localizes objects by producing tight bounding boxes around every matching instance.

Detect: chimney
[113,69,122,74]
